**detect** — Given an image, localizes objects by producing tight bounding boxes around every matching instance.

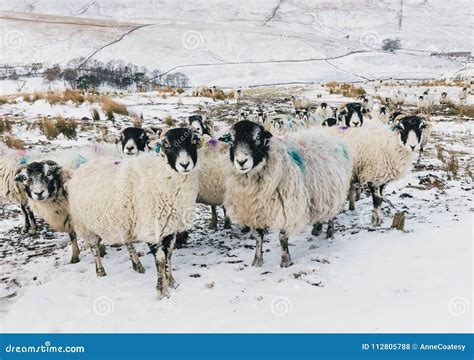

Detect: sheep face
[393,116,426,152]
[119,127,151,157]
[15,161,61,202]
[160,128,199,174]
[229,120,272,174]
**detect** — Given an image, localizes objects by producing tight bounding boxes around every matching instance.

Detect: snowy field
[0,82,472,333]
[0,0,473,335]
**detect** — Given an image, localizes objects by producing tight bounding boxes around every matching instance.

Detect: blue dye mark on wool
[76,154,87,168]
[155,143,161,154]
[19,157,28,165]
[287,148,305,172]
[333,142,350,161]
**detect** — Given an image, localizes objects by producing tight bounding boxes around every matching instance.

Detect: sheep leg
[148,242,170,299]
[355,183,362,201]
[91,237,106,277]
[126,243,145,274]
[311,223,323,236]
[26,205,37,235]
[69,230,80,264]
[279,230,293,268]
[326,219,335,239]
[98,238,107,258]
[163,234,178,289]
[369,184,383,227]
[252,229,264,267]
[223,207,232,229]
[20,202,32,234]
[174,231,189,249]
[209,205,218,229]
[241,225,251,233]
[348,181,357,211]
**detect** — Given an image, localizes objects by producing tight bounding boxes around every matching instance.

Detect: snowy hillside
[0,0,472,86]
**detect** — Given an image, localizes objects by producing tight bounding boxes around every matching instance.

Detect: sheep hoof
[208,221,217,230]
[280,258,293,268]
[28,228,37,236]
[348,203,356,211]
[133,262,146,274]
[99,244,107,257]
[70,255,80,264]
[96,267,107,277]
[241,226,251,233]
[371,211,382,227]
[223,221,232,229]
[311,223,323,236]
[21,226,29,234]
[251,256,263,267]
[326,232,334,240]
[156,286,171,300]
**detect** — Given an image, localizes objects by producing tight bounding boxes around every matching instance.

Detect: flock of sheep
[0,83,466,299]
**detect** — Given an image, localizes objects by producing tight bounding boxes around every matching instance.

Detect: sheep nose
[410,145,416,150]
[126,146,135,151]
[180,161,190,170]
[237,159,247,167]
[34,190,44,197]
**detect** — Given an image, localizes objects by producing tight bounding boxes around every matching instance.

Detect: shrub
[55,116,78,139]
[458,105,474,118]
[4,134,25,149]
[164,116,176,126]
[43,65,62,82]
[0,96,9,105]
[46,91,63,105]
[39,118,60,140]
[63,89,84,104]
[91,108,101,121]
[101,96,128,116]
[76,75,101,90]
[176,87,185,94]
[381,38,401,52]
[0,118,13,134]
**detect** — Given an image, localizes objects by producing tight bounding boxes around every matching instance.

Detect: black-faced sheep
[223,121,352,267]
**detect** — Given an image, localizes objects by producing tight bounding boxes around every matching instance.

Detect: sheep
[459,87,468,104]
[117,127,158,156]
[1,143,120,235]
[291,96,310,109]
[223,120,352,267]
[315,102,334,122]
[1,146,39,235]
[15,160,145,272]
[192,85,210,97]
[68,128,201,298]
[326,116,427,226]
[439,92,449,104]
[337,103,364,127]
[188,115,215,137]
[391,91,406,108]
[373,106,390,124]
[417,95,434,112]
[234,89,242,102]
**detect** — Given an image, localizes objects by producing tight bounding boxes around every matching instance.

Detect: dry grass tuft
[4,134,25,149]
[458,105,474,118]
[0,118,13,134]
[446,153,459,180]
[39,118,61,140]
[39,116,78,140]
[101,96,128,116]
[164,116,176,126]
[63,89,84,104]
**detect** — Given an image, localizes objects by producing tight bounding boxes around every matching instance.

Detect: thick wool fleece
[68,153,199,246]
[196,137,229,206]
[224,129,352,235]
[327,122,415,185]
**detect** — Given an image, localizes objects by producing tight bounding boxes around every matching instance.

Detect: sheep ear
[263,129,272,144]
[15,165,27,182]
[142,127,156,136]
[46,165,61,177]
[148,138,162,154]
[115,129,125,143]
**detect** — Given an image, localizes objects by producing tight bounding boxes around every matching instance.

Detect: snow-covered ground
[0,0,472,86]
[0,82,472,333]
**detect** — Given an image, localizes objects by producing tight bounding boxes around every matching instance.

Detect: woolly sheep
[291,96,310,109]
[326,116,427,226]
[223,120,352,267]
[315,103,334,122]
[68,128,201,298]
[459,87,468,104]
[417,95,434,112]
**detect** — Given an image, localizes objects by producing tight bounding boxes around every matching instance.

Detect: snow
[0,0,472,334]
